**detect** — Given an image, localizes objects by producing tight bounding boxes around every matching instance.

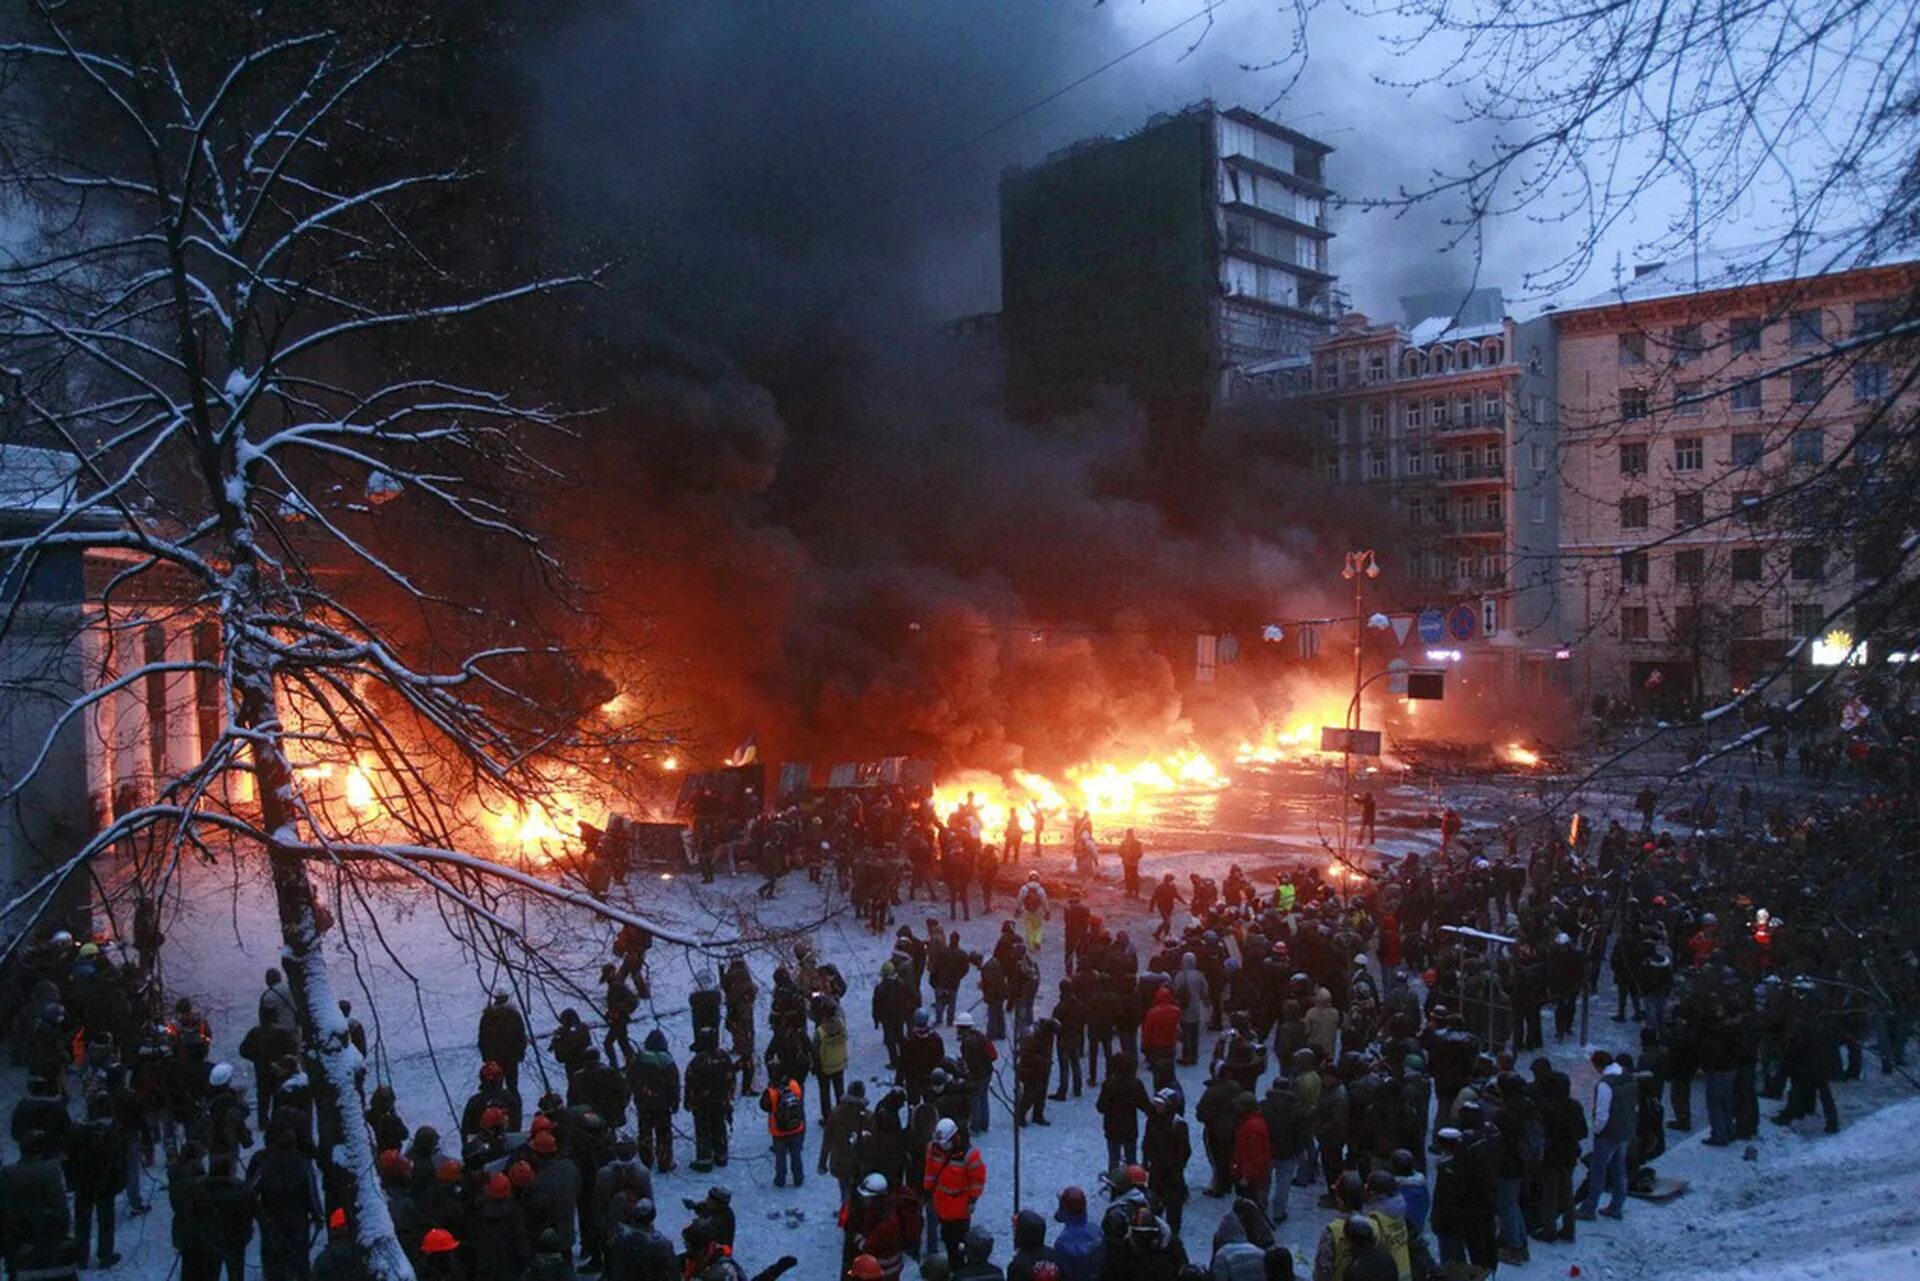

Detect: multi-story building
[1236,294,1568,696]
[1551,241,1919,712]
[999,103,1338,495]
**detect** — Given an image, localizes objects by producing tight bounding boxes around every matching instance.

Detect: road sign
[1447,604,1477,641]
[1406,671,1446,700]
[1418,608,1445,643]
[1320,727,1384,756]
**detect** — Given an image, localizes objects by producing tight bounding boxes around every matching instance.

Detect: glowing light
[344,766,375,811]
[661,755,680,771]
[600,692,632,716]
[1501,743,1542,768]
[1810,629,1865,667]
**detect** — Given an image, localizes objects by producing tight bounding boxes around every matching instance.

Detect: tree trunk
[229,578,415,1281]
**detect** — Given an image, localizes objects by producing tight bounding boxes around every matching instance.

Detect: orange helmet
[848,1257,885,1280]
[508,1160,536,1189]
[421,1228,459,1255]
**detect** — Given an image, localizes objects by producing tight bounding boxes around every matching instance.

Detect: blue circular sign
[1417,609,1446,644]
[1447,604,1477,641]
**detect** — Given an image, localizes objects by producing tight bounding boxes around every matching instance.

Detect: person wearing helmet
[846,1255,885,1281]
[1016,872,1050,953]
[603,1195,674,1281]
[950,1225,1002,1281]
[922,1118,985,1260]
[839,1172,918,1280]
[1050,1185,1098,1278]
[460,1062,519,1138]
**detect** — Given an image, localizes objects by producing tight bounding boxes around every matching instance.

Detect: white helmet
[208,1062,234,1088]
[933,1118,959,1146]
[1028,871,1040,882]
[860,1173,889,1197]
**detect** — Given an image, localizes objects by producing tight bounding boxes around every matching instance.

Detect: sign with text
[1319,726,1384,756]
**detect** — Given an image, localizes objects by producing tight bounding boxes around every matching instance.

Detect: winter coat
[1170,957,1210,1027]
[871,977,915,1029]
[1142,990,1182,1054]
[1051,1212,1103,1281]
[470,1196,531,1281]
[1097,1072,1150,1142]
[813,1014,850,1077]
[923,1144,987,1224]
[627,1032,679,1116]
[527,1155,582,1249]
[1540,1075,1587,1167]
[603,1221,676,1281]
[478,1003,530,1066]
[1304,999,1341,1059]
[1260,1081,1308,1161]
[0,1155,73,1276]
[248,1146,322,1242]
[821,1098,869,1180]
[1229,1112,1271,1185]
[63,1117,124,1199]
[1141,1113,1190,1201]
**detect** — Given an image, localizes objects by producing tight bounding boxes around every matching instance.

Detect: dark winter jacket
[478,1003,529,1067]
[0,1155,73,1276]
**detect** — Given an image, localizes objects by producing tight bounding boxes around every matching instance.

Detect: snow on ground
[5,772,1915,1280]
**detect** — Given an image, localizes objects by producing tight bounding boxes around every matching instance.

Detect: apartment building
[1552,241,1918,712]
[1239,293,1568,695]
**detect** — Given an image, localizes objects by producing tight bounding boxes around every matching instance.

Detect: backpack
[1022,885,1044,913]
[775,1087,805,1133]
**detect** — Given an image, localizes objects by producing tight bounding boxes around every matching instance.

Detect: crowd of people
[3,771,1911,1281]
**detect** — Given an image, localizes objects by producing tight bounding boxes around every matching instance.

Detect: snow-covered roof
[1405,316,1505,346]
[1558,229,1917,313]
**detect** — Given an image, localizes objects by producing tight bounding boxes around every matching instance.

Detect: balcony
[1436,408,1505,435]
[1453,514,1507,534]
[1434,461,1506,484]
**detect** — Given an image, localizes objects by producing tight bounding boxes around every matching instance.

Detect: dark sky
[526,0,1628,343]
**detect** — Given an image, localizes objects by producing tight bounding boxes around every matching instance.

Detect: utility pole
[1340,549,1381,879]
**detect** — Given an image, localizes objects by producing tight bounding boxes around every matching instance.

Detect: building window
[1429,448,1446,475]
[1857,426,1889,464]
[1732,381,1763,412]
[1455,394,1475,426]
[1368,404,1387,438]
[1527,345,1542,374]
[1675,491,1705,528]
[1530,493,1547,524]
[1342,356,1361,387]
[1620,495,1649,529]
[1791,428,1824,465]
[1674,436,1703,471]
[1731,548,1763,582]
[1854,362,1888,402]
[1481,391,1503,425]
[1482,493,1503,523]
[1366,352,1387,383]
[1323,408,1342,443]
[1674,549,1705,585]
[1790,369,1824,405]
[1369,449,1389,479]
[1431,397,1449,427]
[1789,309,1824,348]
[1482,598,1499,636]
[1621,550,1649,585]
[1529,441,1545,470]
[1620,387,1650,420]
[1675,380,1704,416]
[1857,537,1895,579]
[1403,350,1424,377]
[1730,604,1763,637]
[1671,324,1703,365]
[1405,400,1425,430]
[1620,441,1648,476]
[1731,432,1764,467]
[1853,300,1892,335]
[1319,357,1338,388]
[1322,453,1342,479]
[1790,545,1827,581]
[1483,443,1502,471]
[1408,497,1424,526]
[1621,606,1650,640]
[1730,316,1763,354]
[1790,603,1825,637]
[1619,332,1647,365]
[1735,491,1765,524]
[1405,448,1425,477]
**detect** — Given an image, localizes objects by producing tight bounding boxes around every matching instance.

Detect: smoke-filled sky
[506,0,1819,769]
[528,0,1738,336]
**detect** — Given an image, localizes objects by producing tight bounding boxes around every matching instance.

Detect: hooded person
[1005,1207,1061,1281]
[1209,1196,1276,1281]
[1169,954,1211,1066]
[626,1028,680,1174]
[1050,1186,1102,1281]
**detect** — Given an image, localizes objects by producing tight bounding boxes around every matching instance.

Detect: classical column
[160,625,203,782]
[105,618,154,811]
[76,613,115,831]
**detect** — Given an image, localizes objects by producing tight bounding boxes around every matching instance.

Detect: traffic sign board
[1418,609,1445,643]
[1447,604,1477,641]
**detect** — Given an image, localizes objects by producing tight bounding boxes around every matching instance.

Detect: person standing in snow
[476,991,529,1102]
[1015,875,1049,952]
[1169,954,1210,1067]
[1576,1051,1632,1222]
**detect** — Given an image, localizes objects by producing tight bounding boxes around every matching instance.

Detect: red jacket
[923,1143,986,1223]
[1142,988,1181,1052]
[1231,1111,1271,1183]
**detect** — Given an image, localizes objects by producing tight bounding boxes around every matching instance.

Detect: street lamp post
[1339,549,1380,875]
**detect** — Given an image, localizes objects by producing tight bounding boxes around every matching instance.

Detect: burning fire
[932,749,1228,835]
[1501,743,1542,768]
[1234,722,1323,765]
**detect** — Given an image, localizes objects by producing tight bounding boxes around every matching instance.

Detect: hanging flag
[1218,633,1240,665]
[1391,614,1414,645]
[1195,633,1218,684]
[1299,625,1321,660]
